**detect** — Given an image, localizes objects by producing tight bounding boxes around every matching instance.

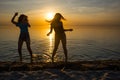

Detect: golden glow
[45,12,54,21]
[44,31,54,62]
[49,33,54,53]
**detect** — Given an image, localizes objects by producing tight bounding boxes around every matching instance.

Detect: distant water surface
[0,26,120,62]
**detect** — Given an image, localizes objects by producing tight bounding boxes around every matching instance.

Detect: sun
[45,12,54,21]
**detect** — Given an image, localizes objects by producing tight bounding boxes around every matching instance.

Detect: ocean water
[0,26,120,62]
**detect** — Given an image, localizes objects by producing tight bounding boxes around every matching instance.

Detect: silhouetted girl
[47,13,73,63]
[11,12,33,63]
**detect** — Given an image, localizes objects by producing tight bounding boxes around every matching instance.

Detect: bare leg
[18,40,23,62]
[52,36,60,63]
[61,36,68,63]
[26,40,33,63]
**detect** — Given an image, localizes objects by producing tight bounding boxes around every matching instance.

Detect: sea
[0,26,120,62]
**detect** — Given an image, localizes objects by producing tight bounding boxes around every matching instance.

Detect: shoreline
[0,60,120,71]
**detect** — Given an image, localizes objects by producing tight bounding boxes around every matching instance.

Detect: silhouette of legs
[18,39,23,62]
[52,35,68,63]
[61,36,68,63]
[52,36,60,63]
[18,33,33,63]
[26,39,33,63]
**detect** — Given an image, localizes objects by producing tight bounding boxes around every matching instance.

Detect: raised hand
[14,12,18,16]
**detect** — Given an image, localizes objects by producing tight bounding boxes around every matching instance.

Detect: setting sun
[45,12,54,21]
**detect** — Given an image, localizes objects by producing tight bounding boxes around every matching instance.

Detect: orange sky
[0,0,120,26]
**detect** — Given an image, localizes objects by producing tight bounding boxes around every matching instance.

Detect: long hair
[53,13,66,21]
[46,13,66,23]
[18,14,28,23]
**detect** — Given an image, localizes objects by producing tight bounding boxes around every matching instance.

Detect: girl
[11,12,33,63]
[47,13,73,63]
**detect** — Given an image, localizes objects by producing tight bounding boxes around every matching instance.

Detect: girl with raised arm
[47,13,73,63]
[11,12,33,63]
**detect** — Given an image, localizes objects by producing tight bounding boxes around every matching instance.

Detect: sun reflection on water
[43,30,54,62]
[49,33,54,53]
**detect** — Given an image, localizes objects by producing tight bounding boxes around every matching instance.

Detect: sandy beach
[0,69,120,80]
[0,60,120,80]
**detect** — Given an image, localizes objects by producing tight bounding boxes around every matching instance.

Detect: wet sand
[0,60,120,80]
[0,60,120,71]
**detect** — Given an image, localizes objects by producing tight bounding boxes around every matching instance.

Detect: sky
[0,0,120,26]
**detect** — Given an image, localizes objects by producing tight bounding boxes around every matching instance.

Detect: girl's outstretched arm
[64,29,73,32]
[47,26,53,36]
[11,12,18,25]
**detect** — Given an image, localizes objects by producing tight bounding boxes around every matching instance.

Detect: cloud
[66,0,120,13]
[0,0,49,13]
[67,0,120,7]
[1,0,120,14]
[0,0,120,26]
